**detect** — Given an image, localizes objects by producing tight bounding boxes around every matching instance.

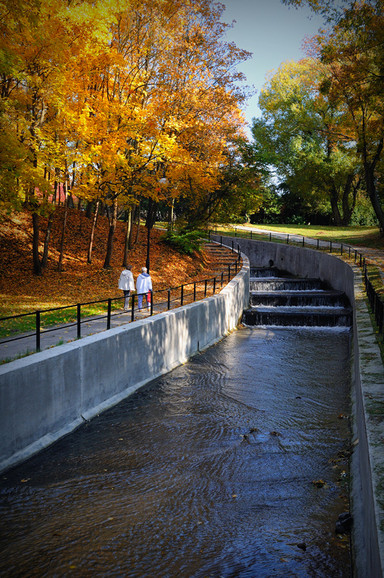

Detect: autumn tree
[0,0,105,273]
[70,0,250,266]
[1,0,252,274]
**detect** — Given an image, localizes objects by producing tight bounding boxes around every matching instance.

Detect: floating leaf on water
[312,479,326,488]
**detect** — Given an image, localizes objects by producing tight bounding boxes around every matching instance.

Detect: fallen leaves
[0,207,232,318]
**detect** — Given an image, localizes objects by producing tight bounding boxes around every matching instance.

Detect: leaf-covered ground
[0,208,225,318]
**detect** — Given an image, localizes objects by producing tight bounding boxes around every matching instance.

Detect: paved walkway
[0,242,237,364]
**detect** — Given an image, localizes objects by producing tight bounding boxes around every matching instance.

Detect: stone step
[250,289,348,307]
[243,306,353,327]
[250,278,327,292]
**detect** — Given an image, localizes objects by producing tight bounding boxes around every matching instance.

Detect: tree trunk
[145,198,157,273]
[58,186,68,272]
[341,173,357,226]
[87,199,99,264]
[41,210,55,269]
[366,167,384,232]
[330,184,342,225]
[32,211,42,276]
[363,137,384,231]
[53,180,58,205]
[85,200,94,219]
[135,199,141,245]
[123,208,133,267]
[103,199,118,269]
[168,198,174,230]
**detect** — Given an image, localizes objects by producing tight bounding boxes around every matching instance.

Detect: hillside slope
[0,208,225,317]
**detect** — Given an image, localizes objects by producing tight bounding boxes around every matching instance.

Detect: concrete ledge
[213,235,384,577]
[352,266,384,577]
[0,252,250,474]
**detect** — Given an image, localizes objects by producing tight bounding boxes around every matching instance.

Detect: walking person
[118,265,135,311]
[136,266,152,311]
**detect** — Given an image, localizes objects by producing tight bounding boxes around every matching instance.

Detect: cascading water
[243,268,353,328]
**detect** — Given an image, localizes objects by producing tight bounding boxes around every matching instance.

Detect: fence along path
[0,242,240,364]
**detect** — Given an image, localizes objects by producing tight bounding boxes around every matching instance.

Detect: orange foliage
[0,208,229,317]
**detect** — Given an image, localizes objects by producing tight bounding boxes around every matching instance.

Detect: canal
[0,325,352,577]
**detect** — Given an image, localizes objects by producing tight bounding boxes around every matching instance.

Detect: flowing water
[0,326,352,577]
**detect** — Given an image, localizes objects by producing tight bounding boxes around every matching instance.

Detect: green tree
[252,58,361,225]
[284,0,384,230]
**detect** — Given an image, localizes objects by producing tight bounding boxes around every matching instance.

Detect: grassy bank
[227,224,384,249]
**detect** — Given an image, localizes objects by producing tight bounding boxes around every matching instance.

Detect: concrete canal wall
[0,254,250,475]
[213,235,384,578]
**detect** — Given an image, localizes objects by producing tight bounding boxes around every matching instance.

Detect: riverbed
[0,326,352,577]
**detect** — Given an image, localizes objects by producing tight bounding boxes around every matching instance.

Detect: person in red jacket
[136,267,152,311]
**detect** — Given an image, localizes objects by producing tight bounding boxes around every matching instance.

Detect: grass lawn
[230,224,384,249]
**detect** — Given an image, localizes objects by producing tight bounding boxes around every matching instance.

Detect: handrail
[0,244,242,356]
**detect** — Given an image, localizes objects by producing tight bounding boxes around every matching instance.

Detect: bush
[350,195,378,226]
[164,229,203,255]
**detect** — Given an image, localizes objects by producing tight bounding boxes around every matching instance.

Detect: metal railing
[0,246,242,356]
[210,227,384,340]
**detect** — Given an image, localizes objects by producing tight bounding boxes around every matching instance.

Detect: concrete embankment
[213,235,384,578]
[0,253,250,475]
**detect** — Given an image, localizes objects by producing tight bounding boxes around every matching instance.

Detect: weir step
[244,267,352,328]
[243,306,353,327]
[250,290,349,307]
[250,278,326,292]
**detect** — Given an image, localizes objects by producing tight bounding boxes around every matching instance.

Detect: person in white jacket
[118,265,135,310]
[136,267,152,311]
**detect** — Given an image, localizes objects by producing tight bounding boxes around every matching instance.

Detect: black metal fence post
[330,241,332,253]
[36,310,41,352]
[181,285,184,306]
[317,239,320,250]
[302,236,305,247]
[286,234,289,244]
[204,279,207,297]
[131,294,135,321]
[193,282,196,301]
[107,299,112,329]
[221,271,224,287]
[167,288,171,310]
[213,277,216,294]
[77,304,81,339]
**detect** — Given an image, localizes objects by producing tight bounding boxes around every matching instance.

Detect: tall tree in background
[252,58,361,225]
[284,0,384,230]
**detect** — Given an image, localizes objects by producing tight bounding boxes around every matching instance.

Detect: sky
[221,0,327,134]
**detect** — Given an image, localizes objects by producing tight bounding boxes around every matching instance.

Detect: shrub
[164,229,203,255]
